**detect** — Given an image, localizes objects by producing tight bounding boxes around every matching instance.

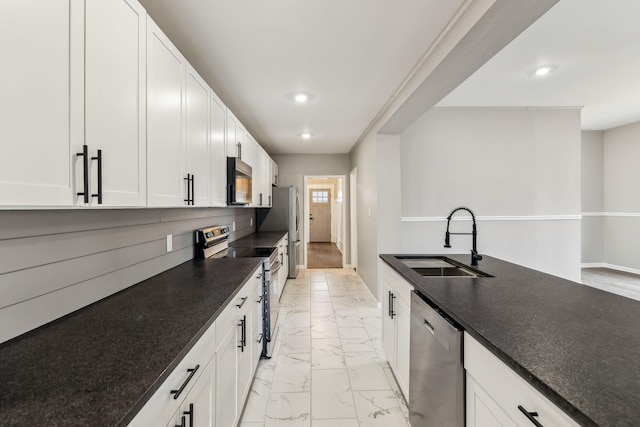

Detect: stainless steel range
[195,226,280,358]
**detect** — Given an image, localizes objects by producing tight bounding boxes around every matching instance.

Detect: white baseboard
[582,263,640,276]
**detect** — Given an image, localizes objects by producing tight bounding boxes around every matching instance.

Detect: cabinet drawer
[464,333,579,427]
[128,321,216,426]
[381,262,414,307]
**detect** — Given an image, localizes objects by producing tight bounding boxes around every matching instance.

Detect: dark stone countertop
[380,254,640,427]
[0,257,263,426]
[230,231,287,248]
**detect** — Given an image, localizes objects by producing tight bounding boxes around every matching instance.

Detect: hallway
[306,243,343,269]
[239,269,409,427]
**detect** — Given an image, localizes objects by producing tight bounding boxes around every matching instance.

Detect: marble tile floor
[239,269,410,427]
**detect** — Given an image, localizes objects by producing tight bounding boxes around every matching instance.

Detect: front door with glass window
[309,189,331,242]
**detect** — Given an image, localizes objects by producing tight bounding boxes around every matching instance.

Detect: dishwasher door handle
[423,319,435,335]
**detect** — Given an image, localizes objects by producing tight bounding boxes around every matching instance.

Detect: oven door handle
[270,260,281,276]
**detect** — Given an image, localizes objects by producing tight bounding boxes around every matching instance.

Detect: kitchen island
[381,254,640,427]
[0,256,263,426]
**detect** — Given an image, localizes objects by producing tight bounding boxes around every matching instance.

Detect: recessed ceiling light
[301,132,311,139]
[534,65,555,76]
[294,93,309,103]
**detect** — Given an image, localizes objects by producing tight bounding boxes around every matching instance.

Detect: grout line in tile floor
[238,268,410,427]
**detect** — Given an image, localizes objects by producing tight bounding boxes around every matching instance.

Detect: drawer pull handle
[257,295,263,303]
[236,296,248,309]
[175,415,186,427]
[258,332,264,343]
[518,405,544,427]
[170,364,200,400]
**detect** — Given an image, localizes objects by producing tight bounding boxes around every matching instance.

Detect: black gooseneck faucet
[444,206,483,266]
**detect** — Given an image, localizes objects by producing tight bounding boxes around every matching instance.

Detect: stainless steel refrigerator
[256,186,300,278]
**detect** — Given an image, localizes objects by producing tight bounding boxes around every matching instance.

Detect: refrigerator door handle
[295,192,301,234]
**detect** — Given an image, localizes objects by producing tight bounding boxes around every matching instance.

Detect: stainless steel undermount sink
[396,256,492,278]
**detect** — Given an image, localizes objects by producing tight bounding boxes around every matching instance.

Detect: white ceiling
[438,0,640,131]
[139,0,465,154]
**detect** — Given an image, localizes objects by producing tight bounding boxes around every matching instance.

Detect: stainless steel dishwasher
[409,291,464,427]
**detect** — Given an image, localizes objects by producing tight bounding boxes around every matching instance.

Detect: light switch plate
[232,221,236,231]
[250,218,253,226]
[166,234,173,252]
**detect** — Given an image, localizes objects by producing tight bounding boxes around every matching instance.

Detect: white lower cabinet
[167,356,216,427]
[215,265,262,427]
[277,234,289,296]
[380,262,413,399]
[465,333,580,427]
[215,322,238,427]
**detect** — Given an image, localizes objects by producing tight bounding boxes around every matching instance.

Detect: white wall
[350,133,378,297]
[603,121,640,271]
[581,131,605,264]
[399,107,582,281]
[272,154,351,266]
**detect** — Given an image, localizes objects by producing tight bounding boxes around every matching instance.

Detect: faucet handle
[470,250,483,265]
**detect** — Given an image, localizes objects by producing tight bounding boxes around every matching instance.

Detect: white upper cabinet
[226,110,246,160]
[146,17,187,207]
[184,65,210,206]
[85,0,146,207]
[210,91,227,207]
[254,146,272,207]
[0,1,83,206]
[271,159,279,186]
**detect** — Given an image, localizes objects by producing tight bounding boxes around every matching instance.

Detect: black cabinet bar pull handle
[259,193,263,206]
[258,333,263,344]
[91,149,102,204]
[236,296,248,309]
[77,144,89,203]
[184,174,192,205]
[390,293,396,319]
[388,291,392,318]
[190,174,194,205]
[175,415,186,427]
[257,295,263,303]
[170,364,200,400]
[238,315,246,351]
[518,405,544,427]
[183,403,193,427]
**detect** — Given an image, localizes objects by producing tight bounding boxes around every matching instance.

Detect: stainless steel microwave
[227,157,252,205]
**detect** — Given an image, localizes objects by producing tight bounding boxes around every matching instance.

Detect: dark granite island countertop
[380,254,640,427]
[0,257,263,426]
[230,231,288,248]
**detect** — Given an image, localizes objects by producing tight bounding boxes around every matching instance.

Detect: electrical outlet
[232,221,236,232]
[250,218,253,227]
[368,208,371,217]
[166,234,173,252]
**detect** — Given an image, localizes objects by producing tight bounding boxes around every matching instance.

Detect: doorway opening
[304,175,346,269]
